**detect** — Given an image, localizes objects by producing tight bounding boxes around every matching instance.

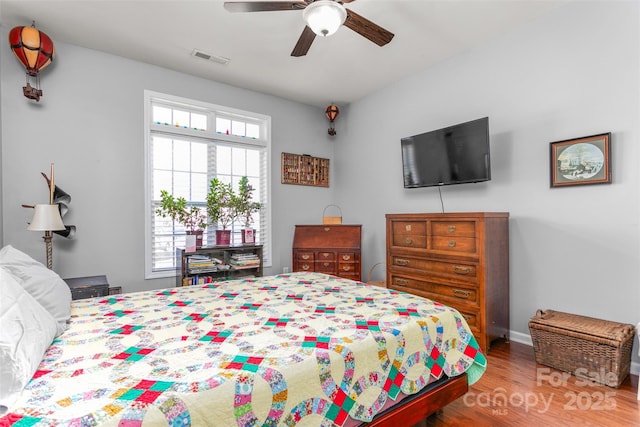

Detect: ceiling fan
[223,0,394,57]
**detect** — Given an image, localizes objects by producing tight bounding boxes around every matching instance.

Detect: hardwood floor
[425,341,639,426]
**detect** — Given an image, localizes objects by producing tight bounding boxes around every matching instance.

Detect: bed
[1,255,486,426]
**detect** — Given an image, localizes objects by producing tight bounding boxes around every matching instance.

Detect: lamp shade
[303,0,347,37]
[27,204,65,231]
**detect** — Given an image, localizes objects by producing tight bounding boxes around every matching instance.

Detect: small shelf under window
[176,245,263,286]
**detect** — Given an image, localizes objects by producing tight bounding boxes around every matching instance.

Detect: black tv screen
[401,117,491,188]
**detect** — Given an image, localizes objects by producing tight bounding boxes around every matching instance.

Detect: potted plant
[156,190,207,247]
[206,178,235,245]
[232,176,262,243]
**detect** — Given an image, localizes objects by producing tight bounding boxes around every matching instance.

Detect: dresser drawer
[390,276,479,308]
[391,221,427,249]
[392,234,428,249]
[316,261,336,273]
[430,236,476,254]
[338,263,357,274]
[430,220,476,237]
[390,255,478,283]
[297,261,314,272]
[457,309,479,331]
[296,252,315,262]
[317,251,335,261]
[393,279,480,330]
[392,221,427,236]
[338,252,356,262]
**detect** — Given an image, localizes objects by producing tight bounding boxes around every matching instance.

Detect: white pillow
[0,268,57,413]
[0,245,71,336]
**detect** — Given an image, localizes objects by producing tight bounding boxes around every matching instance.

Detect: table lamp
[27,204,65,269]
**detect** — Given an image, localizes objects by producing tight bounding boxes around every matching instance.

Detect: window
[144,91,271,279]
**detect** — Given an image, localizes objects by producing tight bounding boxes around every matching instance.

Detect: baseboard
[509,330,533,347]
[507,330,639,377]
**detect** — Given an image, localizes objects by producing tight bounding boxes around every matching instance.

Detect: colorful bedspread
[2,272,486,426]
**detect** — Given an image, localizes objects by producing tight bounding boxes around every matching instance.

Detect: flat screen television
[401,117,491,188]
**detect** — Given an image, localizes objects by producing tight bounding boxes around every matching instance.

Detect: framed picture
[550,133,611,187]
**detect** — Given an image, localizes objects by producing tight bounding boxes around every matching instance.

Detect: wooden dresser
[386,212,509,352]
[292,225,362,281]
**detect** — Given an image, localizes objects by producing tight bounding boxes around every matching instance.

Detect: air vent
[191,49,230,65]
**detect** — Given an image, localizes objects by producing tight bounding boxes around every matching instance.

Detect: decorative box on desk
[64,275,110,300]
[529,309,635,388]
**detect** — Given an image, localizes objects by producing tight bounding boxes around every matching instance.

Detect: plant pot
[241,229,255,244]
[187,230,204,248]
[216,229,231,246]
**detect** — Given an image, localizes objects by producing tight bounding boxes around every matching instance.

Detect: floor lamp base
[43,232,53,270]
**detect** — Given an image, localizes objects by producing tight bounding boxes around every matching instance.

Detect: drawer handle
[405,238,413,245]
[324,227,330,232]
[302,254,310,260]
[448,225,456,233]
[395,278,409,286]
[395,258,409,266]
[462,313,472,322]
[453,265,470,274]
[301,264,310,271]
[342,254,351,260]
[323,262,331,267]
[405,225,412,231]
[322,253,330,258]
[342,266,351,271]
[452,289,471,299]
[448,240,456,247]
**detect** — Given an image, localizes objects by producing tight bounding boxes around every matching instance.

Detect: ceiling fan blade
[224,1,307,13]
[291,26,316,57]
[343,9,394,47]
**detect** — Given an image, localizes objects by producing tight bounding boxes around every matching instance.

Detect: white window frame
[143,90,272,279]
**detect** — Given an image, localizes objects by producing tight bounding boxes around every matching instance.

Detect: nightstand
[64,275,110,300]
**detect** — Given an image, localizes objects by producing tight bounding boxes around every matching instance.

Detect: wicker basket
[322,205,342,224]
[529,309,635,388]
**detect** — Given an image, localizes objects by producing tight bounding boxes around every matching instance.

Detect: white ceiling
[1,0,570,108]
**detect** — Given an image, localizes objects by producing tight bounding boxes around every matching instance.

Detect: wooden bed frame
[366,374,468,426]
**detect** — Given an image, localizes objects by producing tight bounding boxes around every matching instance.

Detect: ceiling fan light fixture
[303,0,347,37]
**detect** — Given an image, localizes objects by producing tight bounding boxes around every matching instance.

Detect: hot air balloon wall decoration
[325,104,339,136]
[8,22,56,102]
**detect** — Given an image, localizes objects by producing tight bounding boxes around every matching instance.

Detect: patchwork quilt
[1,272,486,426]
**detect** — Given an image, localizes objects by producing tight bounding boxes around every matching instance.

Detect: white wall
[0,32,336,292]
[334,0,639,367]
